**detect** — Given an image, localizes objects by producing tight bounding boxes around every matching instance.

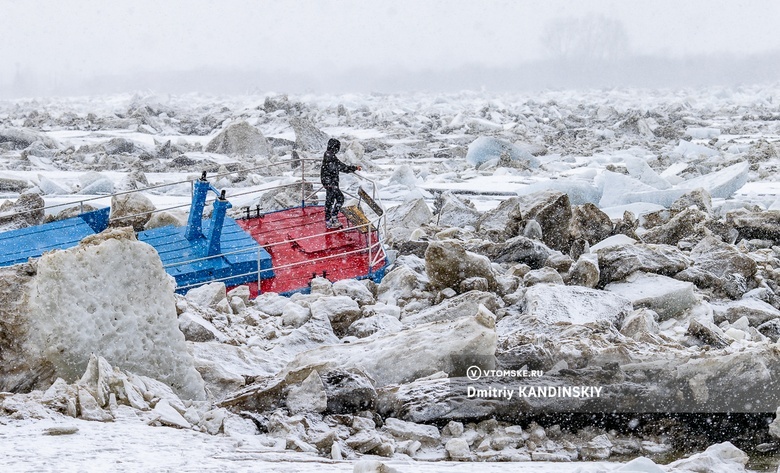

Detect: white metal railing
[2,160,315,221]
[302,170,387,271]
[162,162,389,292]
[168,212,388,292]
[0,157,388,293]
[174,240,386,292]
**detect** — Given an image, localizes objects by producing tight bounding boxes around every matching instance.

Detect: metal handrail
[165,159,388,291]
[163,214,386,264]
[165,168,388,291]
[161,219,380,270]
[305,179,388,275]
[175,240,387,292]
[162,244,262,269]
[3,155,388,293]
[2,158,325,218]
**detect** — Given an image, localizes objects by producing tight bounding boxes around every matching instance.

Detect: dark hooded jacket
[320,138,357,187]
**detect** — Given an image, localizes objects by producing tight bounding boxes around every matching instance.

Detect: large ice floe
[0,227,205,400]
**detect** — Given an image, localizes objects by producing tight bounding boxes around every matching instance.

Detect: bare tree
[541,15,630,61]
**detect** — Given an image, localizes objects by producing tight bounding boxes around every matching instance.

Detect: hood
[326,138,341,153]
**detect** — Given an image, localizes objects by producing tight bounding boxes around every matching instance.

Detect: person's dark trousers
[324,186,345,221]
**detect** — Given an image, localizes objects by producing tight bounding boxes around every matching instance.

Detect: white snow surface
[0,413,753,472]
[0,416,619,472]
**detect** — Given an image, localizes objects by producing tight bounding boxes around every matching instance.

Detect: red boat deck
[235,206,385,297]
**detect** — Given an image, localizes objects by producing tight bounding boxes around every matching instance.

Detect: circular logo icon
[466,365,482,381]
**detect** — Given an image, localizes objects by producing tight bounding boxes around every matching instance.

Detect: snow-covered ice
[3,83,780,471]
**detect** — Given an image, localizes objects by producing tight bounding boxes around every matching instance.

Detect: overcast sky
[2,0,779,93]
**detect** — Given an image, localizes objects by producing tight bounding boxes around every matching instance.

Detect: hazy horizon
[2,0,780,98]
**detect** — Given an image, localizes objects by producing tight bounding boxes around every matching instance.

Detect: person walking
[320,138,360,229]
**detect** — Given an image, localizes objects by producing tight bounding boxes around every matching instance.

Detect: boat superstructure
[0,159,389,297]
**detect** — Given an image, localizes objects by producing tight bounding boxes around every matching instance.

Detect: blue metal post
[186,172,220,241]
[207,190,232,256]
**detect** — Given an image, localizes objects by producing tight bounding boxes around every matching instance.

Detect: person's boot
[326,217,342,229]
